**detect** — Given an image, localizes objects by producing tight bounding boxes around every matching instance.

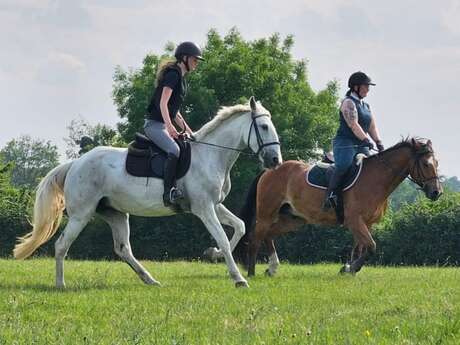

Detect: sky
[1,0,459,176]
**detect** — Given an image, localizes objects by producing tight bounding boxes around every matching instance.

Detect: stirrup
[163,187,183,206]
[322,192,338,210]
[170,187,184,202]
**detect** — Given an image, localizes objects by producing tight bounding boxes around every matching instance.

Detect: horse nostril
[273,156,279,165]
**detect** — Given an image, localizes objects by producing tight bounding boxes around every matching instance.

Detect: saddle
[305,152,364,192]
[125,133,191,178]
[306,152,366,224]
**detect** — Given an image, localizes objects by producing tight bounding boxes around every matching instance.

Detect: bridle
[407,148,440,190]
[377,145,440,191]
[190,112,280,156]
[247,113,280,155]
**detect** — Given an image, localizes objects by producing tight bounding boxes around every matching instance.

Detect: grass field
[0,259,459,345]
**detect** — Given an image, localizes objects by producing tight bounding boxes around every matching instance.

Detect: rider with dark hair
[323,71,384,210]
[144,41,204,206]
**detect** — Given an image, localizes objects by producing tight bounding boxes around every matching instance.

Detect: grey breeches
[144,119,180,158]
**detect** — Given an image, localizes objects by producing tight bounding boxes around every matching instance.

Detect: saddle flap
[305,157,364,192]
[126,132,192,179]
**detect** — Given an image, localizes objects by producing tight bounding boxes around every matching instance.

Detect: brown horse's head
[408,138,443,201]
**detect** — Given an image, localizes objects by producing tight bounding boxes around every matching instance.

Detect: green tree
[442,175,460,192]
[64,118,125,158]
[0,162,31,256]
[374,191,460,265]
[0,135,59,189]
[112,28,339,159]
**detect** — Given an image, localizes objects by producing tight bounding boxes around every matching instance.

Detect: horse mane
[194,101,270,139]
[380,137,414,153]
[367,136,430,161]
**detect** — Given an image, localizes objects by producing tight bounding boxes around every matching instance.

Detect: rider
[144,41,204,207]
[323,71,385,210]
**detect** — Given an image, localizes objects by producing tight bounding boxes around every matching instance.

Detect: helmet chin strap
[355,86,364,99]
[183,56,190,72]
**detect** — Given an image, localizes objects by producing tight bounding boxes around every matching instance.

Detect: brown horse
[235,138,443,276]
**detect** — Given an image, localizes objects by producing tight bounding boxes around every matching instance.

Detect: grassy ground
[0,259,459,345]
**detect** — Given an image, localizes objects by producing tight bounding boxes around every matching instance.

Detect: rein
[189,113,280,156]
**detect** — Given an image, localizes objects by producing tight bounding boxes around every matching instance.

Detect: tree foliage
[64,118,124,159]
[0,135,59,189]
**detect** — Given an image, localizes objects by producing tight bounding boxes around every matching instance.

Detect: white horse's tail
[14,161,73,260]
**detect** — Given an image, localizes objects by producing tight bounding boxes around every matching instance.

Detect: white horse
[14,97,282,288]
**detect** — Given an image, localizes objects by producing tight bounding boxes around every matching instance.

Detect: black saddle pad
[125,133,191,178]
[306,158,363,191]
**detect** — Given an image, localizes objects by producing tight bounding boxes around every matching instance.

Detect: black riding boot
[322,170,345,210]
[163,153,183,207]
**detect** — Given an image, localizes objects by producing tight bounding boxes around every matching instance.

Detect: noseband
[248,113,281,155]
[407,148,440,190]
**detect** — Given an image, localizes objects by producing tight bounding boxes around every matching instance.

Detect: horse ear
[426,139,432,148]
[411,138,420,149]
[249,96,257,113]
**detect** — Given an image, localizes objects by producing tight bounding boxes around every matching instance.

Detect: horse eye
[261,124,269,131]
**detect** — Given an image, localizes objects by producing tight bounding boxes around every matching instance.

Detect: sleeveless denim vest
[336,96,372,143]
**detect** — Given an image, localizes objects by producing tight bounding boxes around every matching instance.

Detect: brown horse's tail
[234,170,265,266]
[13,162,73,260]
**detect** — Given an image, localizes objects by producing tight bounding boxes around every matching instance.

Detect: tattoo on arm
[341,100,358,125]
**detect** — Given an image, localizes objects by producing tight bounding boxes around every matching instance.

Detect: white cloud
[34,52,86,85]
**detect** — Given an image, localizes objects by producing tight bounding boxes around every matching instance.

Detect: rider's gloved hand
[362,138,375,151]
[376,140,385,152]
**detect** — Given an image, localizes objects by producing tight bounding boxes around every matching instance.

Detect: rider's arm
[368,116,382,144]
[341,99,368,141]
[174,112,193,134]
[159,87,174,126]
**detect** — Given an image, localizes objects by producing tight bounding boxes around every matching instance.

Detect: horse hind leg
[97,208,160,286]
[55,215,92,288]
[264,238,279,277]
[263,213,304,277]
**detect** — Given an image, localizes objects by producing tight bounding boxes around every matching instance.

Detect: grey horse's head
[246,96,282,169]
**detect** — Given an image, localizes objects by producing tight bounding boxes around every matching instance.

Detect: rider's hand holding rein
[174,112,194,137]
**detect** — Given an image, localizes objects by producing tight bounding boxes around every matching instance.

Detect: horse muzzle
[263,152,282,169]
[425,185,442,201]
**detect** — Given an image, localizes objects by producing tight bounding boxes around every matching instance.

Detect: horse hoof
[202,247,218,263]
[339,264,352,275]
[142,274,161,286]
[235,281,249,288]
[265,269,275,277]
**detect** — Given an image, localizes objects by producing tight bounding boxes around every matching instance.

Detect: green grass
[0,259,459,345]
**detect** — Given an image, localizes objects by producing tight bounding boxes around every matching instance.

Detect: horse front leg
[204,203,245,262]
[195,204,248,288]
[341,217,376,275]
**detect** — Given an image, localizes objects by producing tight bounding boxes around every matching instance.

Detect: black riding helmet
[174,42,205,61]
[348,71,376,88]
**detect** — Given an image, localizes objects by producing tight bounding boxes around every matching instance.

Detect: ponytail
[155,58,178,86]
